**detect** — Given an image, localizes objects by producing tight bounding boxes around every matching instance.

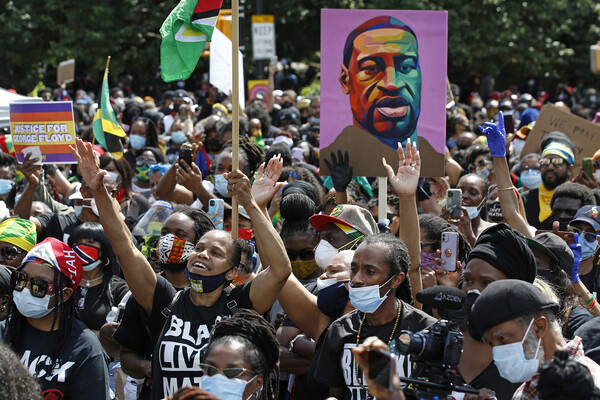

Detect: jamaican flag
[92,67,126,158]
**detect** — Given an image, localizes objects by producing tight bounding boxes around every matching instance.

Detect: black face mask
[173,103,181,113]
[317,282,349,319]
[486,201,503,222]
[282,101,292,109]
[205,138,223,153]
[553,215,572,231]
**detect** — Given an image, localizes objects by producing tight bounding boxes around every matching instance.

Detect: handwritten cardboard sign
[521,104,600,172]
[57,59,75,86]
[9,101,77,164]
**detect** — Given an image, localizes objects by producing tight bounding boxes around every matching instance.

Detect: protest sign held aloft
[9,101,77,164]
[320,9,448,177]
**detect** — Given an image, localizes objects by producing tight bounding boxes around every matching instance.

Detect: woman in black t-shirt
[72,138,291,400]
[68,222,129,332]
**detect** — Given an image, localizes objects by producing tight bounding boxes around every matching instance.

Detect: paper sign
[248,80,269,105]
[251,15,276,60]
[209,28,245,108]
[57,59,75,85]
[9,101,77,164]
[521,104,600,173]
[319,9,448,177]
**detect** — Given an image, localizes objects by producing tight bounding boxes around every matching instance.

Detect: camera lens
[397,330,443,360]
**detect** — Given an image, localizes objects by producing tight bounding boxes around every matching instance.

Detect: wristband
[586,298,596,310]
[497,187,515,191]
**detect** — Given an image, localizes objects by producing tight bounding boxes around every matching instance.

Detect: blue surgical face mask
[129,134,146,150]
[0,179,14,195]
[214,174,229,198]
[310,116,320,125]
[580,233,599,260]
[465,206,480,220]
[107,171,120,183]
[492,318,541,383]
[12,288,54,318]
[201,373,256,400]
[348,276,394,314]
[171,130,187,145]
[520,169,542,189]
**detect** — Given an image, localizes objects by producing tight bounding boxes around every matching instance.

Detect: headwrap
[467,223,537,283]
[0,218,37,252]
[23,238,83,290]
[541,142,575,165]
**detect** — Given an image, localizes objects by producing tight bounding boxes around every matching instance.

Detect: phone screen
[503,113,515,134]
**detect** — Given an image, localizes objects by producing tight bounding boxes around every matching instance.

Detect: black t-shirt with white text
[150,277,252,399]
[314,303,436,400]
[16,319,110,400]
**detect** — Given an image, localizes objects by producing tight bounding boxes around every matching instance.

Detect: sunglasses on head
[198,363,255,379]
[540,157,565,167]
[0,245,26,261]
[11,270,61,298]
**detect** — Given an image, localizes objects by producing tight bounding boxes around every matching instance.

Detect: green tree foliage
[1,0,599,92]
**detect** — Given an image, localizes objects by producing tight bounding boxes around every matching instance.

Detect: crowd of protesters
[1,66,600,400]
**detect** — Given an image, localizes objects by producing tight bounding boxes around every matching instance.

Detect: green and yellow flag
[93,64,126,159]
[160,0,223,82]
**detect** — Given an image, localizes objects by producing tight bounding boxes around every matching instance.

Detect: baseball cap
[527,232,574,274]
[470,279,559,340]
[570,205,600,233]
[309,204,378,236]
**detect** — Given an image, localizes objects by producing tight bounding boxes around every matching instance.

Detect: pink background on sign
[320,9,448,152]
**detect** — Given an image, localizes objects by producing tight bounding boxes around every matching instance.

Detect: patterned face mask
[157,233,195,265]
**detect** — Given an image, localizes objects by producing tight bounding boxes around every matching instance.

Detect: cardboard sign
[9,102,77,164]
[57,59,75,85]
[319,9,448,177]
[252,15,276,60]
[521,104,600,172]
[248,80,269,105]
[209,28,245,108]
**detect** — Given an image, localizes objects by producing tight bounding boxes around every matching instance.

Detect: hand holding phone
[446,189,462,218]
[179,148,193,167]
[440,232,459,272]
[367,348,395,391]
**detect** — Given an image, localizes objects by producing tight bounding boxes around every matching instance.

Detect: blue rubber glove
[480,110,507,157]
[569,233,582,283]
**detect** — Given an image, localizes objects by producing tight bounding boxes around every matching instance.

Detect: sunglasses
[0,245,26,261]
[540,157,565,167]
[286,249,315,261]
[136,157,157,167]
[11,270,61,298]
[198,363,255,379]
[571,228,598,244]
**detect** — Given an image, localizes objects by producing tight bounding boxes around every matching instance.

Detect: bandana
[23,238,83,290]
[538,182,554,222]
[0,218,37,252]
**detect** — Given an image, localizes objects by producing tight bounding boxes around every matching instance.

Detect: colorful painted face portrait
[320,10,447,177]
[340,17,422,147]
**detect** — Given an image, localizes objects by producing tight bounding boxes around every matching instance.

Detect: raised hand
[69,138,105,192]
[176,160,203,192]
[226,170,254,208]
[481,110,506,157]
[383,138,420,196]
[323,150,353,192]
[251,155,285,209]
[18,153,43,188]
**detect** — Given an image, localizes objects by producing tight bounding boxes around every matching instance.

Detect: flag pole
[231,0,240,239]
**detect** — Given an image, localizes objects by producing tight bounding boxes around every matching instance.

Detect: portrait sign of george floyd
[320,9,448,177]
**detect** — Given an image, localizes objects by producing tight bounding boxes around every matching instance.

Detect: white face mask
[595,170,600,183]
[107,171,120,184]
[317,277,337,290]
[492,318,542,383]
[82,259,102,272]
[13,288,54,318]
[314,240,339,270]
[81,198,99,217]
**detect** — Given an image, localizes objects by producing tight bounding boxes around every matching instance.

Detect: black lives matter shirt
[16,319,110,400]
[314,303,436,400]
[150,277,253,400]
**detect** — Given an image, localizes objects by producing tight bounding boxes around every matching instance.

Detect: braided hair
[207,309,280,400]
